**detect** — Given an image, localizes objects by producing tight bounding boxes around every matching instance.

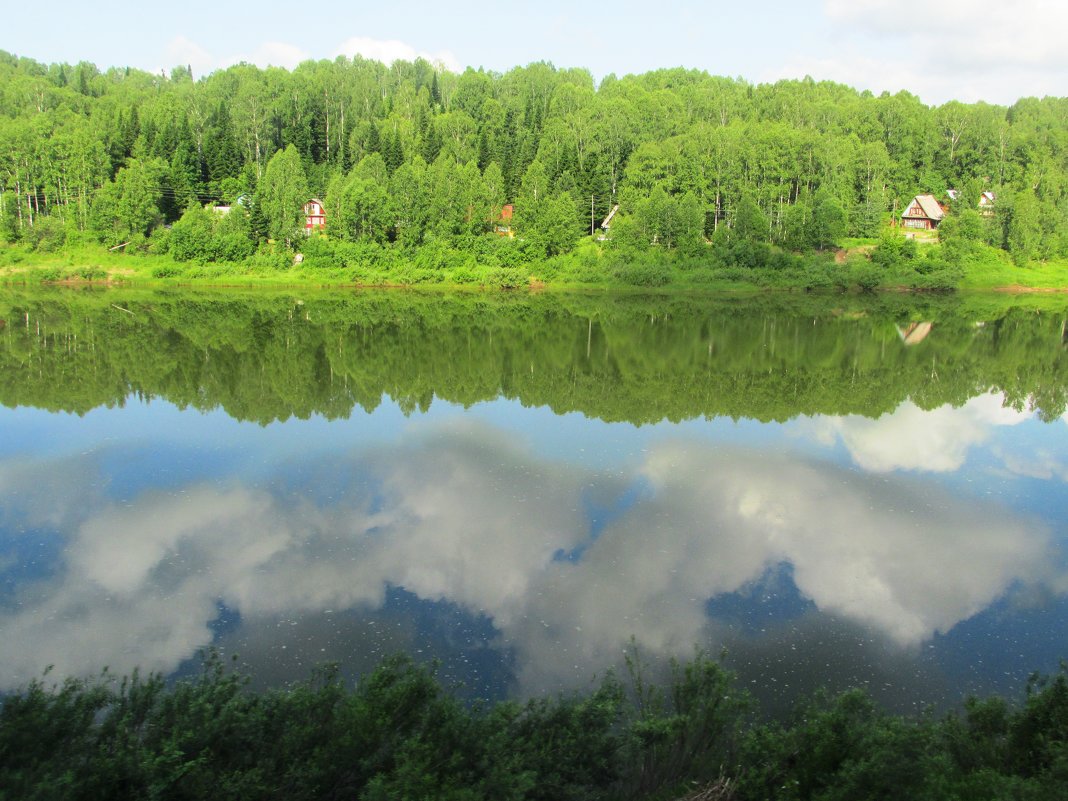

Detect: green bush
[450,265,481,284]
[25,216,67,252]
[485,266,526,289]
[5,652,1068,801]
[613,260,672,287]
[854,265,883,292]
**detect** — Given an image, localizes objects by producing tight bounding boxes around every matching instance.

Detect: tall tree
[258,145,309,246]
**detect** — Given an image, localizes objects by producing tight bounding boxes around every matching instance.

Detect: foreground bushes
[3,651,1068,800]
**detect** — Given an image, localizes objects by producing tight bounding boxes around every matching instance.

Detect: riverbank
[3,650,1068,801]
[2,240,1068,293]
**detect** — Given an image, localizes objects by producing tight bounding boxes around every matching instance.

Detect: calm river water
[1,287,1066,715]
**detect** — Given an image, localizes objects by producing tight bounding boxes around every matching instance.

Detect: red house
[495,203,514,237]
[303,198,326,233]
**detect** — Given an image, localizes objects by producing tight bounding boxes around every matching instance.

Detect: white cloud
[228,41,312,71]
[1000,449,1068,482]
[159,34,460,80]
[825,0,1068,67]
[161,36,312,76]
[807,393,1032,473]
[333,36,461,73]
[165,35,216,79]
[770,1,1068,104]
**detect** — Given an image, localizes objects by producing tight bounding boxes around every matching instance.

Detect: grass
[3,239,1068,293]
[957,250,1068,290]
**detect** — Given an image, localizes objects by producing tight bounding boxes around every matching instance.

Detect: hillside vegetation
[1,52,1067,287]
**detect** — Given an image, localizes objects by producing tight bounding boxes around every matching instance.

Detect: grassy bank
[2,239,1067,293]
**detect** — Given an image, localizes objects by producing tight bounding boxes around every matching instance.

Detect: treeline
[3,649,1068,800]
[1,290,1065,423]
[1,51,1067,281]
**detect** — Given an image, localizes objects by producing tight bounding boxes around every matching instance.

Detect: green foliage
[613,258,673,286]
[1008,189,1043,266]
[1,52,1066,280]
[939,208,985,264]
[167,205,256,263]
[870,231,918,269]
[258,145,309,246]
[810,189,847,250]
[731,194,770,244]
[88,158,166,246]
[22,216,67,252]
[5,652,1068,801]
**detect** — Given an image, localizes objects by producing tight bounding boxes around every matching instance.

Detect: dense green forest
[4,649,1068,800]
[1,289,1065,423]
[1,51,1067,286]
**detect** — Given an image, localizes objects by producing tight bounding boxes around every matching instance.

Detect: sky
[4,1,1067,107]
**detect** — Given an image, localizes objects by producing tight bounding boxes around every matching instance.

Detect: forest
[1,52,1067,287]
[3,649,1068,800]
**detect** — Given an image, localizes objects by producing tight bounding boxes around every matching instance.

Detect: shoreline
[4,243,1068,295]
[4,271,1068,295]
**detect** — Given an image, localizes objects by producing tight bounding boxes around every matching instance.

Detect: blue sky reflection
[0,392,1065,708]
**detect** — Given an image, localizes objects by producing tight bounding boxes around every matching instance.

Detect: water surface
[1,288,1066,715]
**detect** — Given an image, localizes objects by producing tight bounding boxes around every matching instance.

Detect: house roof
[904,194,945,221]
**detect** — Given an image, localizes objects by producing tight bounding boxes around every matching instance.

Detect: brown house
[303,199,326,234]
[901,194,946,230]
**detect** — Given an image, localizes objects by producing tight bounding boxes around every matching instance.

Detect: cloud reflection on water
[805,393,1032,473]
[0,406,1062,697]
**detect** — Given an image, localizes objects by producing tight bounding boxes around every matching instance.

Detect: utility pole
[591,194,595,236]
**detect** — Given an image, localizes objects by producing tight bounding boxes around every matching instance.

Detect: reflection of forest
[0,288,1065,424]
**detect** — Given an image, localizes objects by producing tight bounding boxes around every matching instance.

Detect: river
[0,287,1065,715]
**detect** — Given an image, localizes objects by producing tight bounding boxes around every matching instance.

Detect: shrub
[854,265,883,292]
[613,260,672,287]
[485,266,526,289]
[25,216,67,252]
[449,265,481,285]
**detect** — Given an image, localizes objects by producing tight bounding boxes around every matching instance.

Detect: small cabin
[901,194,945,230]
[946,189,996,215]
[495,204,514,237]
[596,204,620,241]
[303,199,326,233]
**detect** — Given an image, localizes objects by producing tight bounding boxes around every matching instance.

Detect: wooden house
[495,204,514,237]
[901,194,945,230]
[946,189,997,215]
[303,199,326,233]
